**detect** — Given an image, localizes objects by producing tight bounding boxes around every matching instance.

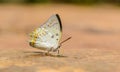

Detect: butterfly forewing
[35,14,62,50]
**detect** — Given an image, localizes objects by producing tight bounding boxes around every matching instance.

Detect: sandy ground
[0,4,120,72]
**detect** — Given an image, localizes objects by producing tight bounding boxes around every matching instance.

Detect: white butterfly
[29,14,71,54]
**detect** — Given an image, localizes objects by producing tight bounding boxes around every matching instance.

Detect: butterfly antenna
[60,37,72,45]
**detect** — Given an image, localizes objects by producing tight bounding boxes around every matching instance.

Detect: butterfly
[29,14,71,55]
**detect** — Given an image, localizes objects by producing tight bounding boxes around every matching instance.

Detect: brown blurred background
[0,0,120,72]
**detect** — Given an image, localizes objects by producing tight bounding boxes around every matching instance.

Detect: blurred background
[0,0,120,72]
[0,0,120,4]
[0,0,120,49]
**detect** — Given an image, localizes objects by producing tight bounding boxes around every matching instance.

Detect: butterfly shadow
[23,51,68,58]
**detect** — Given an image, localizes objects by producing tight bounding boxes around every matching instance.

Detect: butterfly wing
[42,14,62,39]
[32,14,62,50]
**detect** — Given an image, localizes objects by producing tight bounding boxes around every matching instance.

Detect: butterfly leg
[45,51,50,56]
[45,48,53,56]
[47,50,50,54]
[57,50,60,55]
[56,49,62,57]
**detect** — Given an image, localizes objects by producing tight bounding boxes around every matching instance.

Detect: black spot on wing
[47,24,50,27]
[56,14,62,32]
[56,33,59,36]
[51,35,54,38]
[56,38,58,41]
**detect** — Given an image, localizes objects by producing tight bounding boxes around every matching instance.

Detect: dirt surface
[0,4,120,72]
